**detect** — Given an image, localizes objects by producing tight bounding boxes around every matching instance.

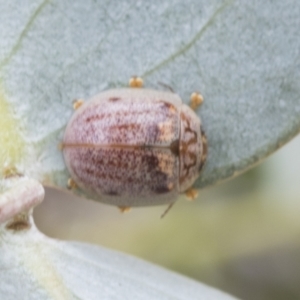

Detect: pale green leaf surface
[0,221,237,300]
[0,1,300,190]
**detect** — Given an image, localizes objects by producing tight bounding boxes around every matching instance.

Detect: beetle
[62,77,207,211]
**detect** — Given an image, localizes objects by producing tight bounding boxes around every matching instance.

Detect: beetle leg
[72,99,85,110]
[157,82,175,93]
[160,202,176,218]
[185,188,198,201]
[3,165,22,178]
[67,178,77,190]
[129,76,143,88]
[5,212,31,231]
[118,206,131,213]
[190,92,204,110]
[57,142,64,151]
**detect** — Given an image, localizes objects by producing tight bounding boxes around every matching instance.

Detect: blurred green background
[34,134,300,300]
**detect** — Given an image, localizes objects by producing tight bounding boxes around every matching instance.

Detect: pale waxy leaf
[0,0,299,194]
[0,217,238,300]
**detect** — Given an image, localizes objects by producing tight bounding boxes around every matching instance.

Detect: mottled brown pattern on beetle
[64,99,180,147]
[105,190,120,196]
[153,185,171,194]
[169,139,180,156]
[179,113,198,185]
[157,100,177,114]
[62,89,206,206]
[65,146,179,198]
[108,97,121,102]
[198,129,207,172]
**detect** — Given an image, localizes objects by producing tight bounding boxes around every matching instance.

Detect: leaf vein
[142,0,235,78]
[0,0,50,70]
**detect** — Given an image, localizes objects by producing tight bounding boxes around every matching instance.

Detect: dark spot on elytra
[170,139,180,156]
[109,97,121,102]
[109,123,141,132]
[85,114,105,123]
[144,154,159,171]
[147,124,160,142]
[153,185,170,194]
[104,190,120,196]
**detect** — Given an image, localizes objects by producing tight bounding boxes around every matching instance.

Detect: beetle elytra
[62,79,207,208]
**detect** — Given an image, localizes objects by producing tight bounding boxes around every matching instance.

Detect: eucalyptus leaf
[0,1,300,193]
[1,1,299,298]
[0,220,237,300]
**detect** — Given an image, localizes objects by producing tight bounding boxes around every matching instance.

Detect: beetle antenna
[160,202,176,218]
[157,82,175,93]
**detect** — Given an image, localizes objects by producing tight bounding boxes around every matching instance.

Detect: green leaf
[0,0,299,191]
[0,220,237,300]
